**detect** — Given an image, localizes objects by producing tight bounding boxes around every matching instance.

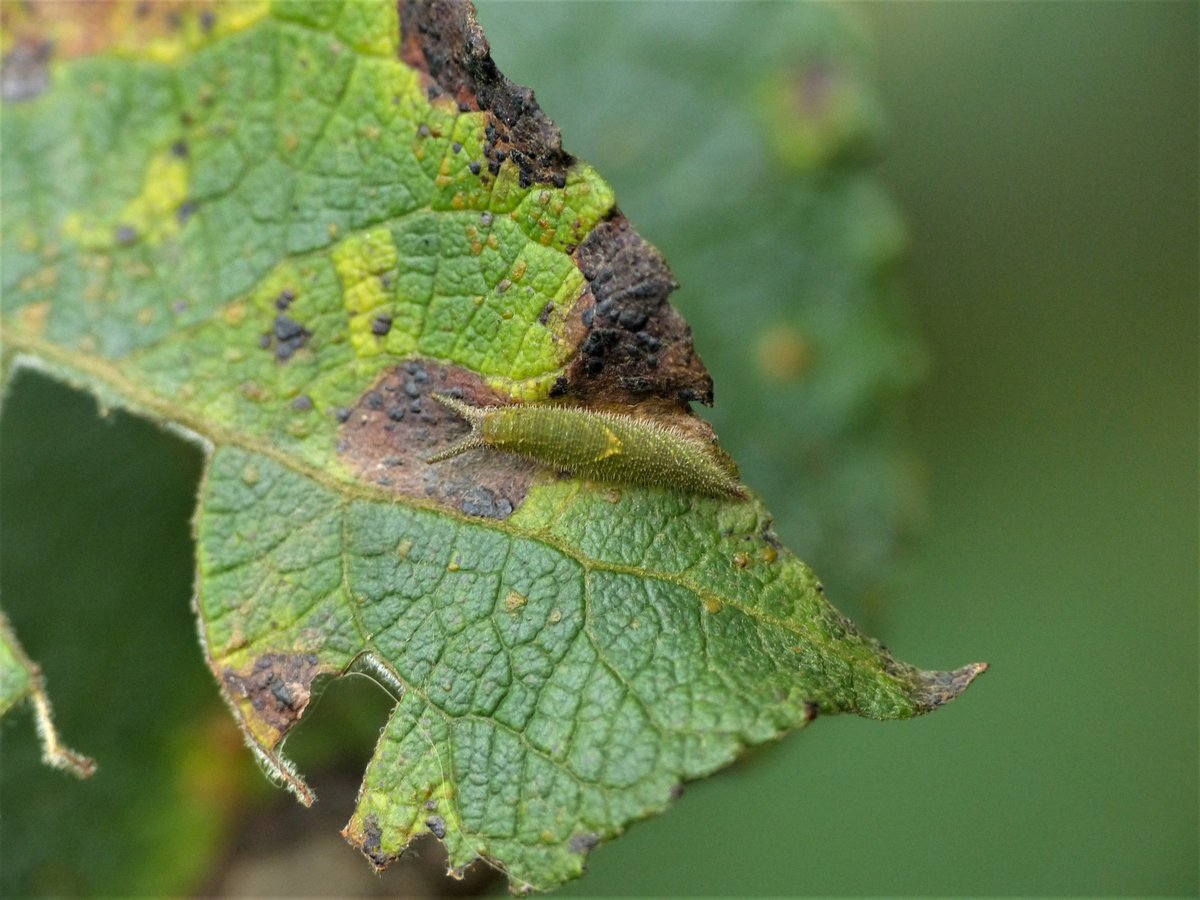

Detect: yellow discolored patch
[504,591,527,613]
[116,2,270,65]
[120,151,189,243]
[331,227,412,358]
[61,150,189,250]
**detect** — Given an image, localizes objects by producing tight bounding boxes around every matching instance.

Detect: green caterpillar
[428,394,746,499]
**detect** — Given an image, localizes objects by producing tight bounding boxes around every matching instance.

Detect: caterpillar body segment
[428,393,745,499]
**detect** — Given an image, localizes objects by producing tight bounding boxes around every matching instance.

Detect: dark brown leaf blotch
[337,360,534,518]
[221,652,323,741]
[400,0,573,188]
[562,216,714,407]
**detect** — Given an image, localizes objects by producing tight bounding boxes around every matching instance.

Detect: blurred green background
[2,2,1195,896]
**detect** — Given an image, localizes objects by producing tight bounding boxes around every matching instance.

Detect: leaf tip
[912,660,989,711]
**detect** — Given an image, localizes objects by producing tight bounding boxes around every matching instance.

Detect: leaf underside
[0,0,984,892]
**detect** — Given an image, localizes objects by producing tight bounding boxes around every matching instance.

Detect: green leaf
[0,0,984,892]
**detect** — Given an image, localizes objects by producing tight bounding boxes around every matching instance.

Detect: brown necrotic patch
[399,0,572,189]
[338,360,534,518]
[399,1,713,409]
[559,216,714,407]
[221,652,324,742]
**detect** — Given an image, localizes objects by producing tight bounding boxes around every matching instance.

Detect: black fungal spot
[451,141,462,153]
[291,395,313,412]
[273,314,306,342]
[480,211,493,226]
[426,816,447,839]
[177,200,198,223]
[170,139,189,158]
[618,308,648,331]
[275,289,295,310]
[538,302,554,325]
[199,9,216,32]
[335,407,352,423]
[387,405,406,422]
[263,313,312,362]
[115,225,138,245]
[358,814,391,870]
[366,391,385,410]
[803,701,820,723]
[467,160,481,176]
[460,486,512,519]
[371,314,392,336]
[270,679,295,709]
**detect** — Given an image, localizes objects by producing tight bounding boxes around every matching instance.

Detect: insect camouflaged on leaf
[428,394,746,499]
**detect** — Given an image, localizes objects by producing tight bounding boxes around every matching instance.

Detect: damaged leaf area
[0,0,984,893]
[0,610,95,778]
